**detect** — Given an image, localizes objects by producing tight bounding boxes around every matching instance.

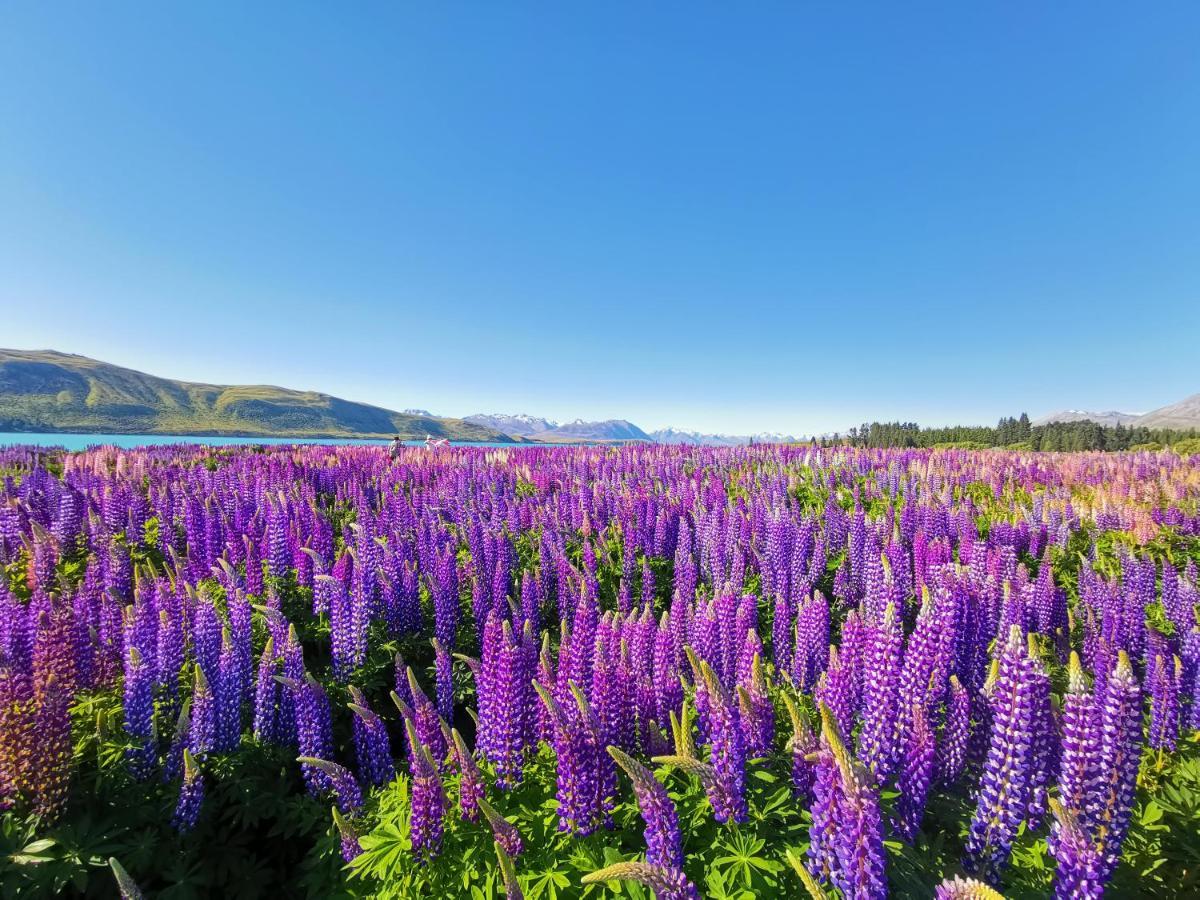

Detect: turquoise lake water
[0,433,525,451]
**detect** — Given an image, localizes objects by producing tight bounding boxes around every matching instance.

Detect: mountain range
[1035,397,1200,430]
[3,349,1196,444]
[0,349,512,441]
[648,427,801,446]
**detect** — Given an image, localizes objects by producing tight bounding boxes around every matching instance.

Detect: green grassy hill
[0,349,514,441]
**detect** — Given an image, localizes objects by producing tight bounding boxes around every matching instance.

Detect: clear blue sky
[2,4,1198,436]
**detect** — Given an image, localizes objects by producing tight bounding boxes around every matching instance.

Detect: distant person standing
[389,435,403,459]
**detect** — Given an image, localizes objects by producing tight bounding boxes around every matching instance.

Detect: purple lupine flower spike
[895,702,936,842]
[1087,650,1142,886]
[495,840,525,900]
[405,720,448,863]
[123,647,156,780]
[582,862,699,900]
[964,627,1050,881]
[782,691,818,800]
[347,687,394,787]
[477,796,524,858]
[806,702,887,900]
[608,745,683,871]
[332,806,363,863]
[172,749,205,833]
[450,728,486,822]
[296,756,363,814]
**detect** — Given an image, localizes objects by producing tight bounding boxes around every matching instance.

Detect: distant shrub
[1170,437,1200,456]
[932,440,988,450]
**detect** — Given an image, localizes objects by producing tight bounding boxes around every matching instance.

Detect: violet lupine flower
[289,674,334,797]
[405,720,448,863]
[163,698,192,783]
[1148,652,1180,752]
[582,862,699,900]
[332,806,363,863]
[188,664,216,757]
[251,637,280,745]
[123,647,156,780]
[1086,650,1143,886]
[735,641,774,759]
[895,702,936,842]
[964,627,1050,882]
[806,703,887,900]
[405,667,448,768]
[782,692,818,801]
[450,728,486,822]
[1052,654,1095,840]
[1049,797,1106,900]
[857,603,902,781]
[479,620,532,789]
[172,749,205,833]
[296,756,363,815]
[533,681,604,837]
[347,688,394,787]
[696,661,748,824]
[214,628,242,752]
[938,675,970,786]
[477,796,524,858]
[433,638,454,724]
[608,746,683,871]
[495,839,525,900]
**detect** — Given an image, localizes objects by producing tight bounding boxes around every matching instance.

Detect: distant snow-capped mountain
[1033,410,1140,427]
[401,408,436,417]
[463,413,559,436]
[540,419,650,441]
[650,428,799,446]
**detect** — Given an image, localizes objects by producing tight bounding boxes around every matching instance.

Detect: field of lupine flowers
[1,443,1199,899]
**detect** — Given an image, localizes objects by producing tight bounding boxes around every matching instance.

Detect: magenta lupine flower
[172,749,205,833]
[895,702,936,842]
[123,647,156,780]
[405,720,448,863]
[964,627,1050,881]
[347,688,394,787]
[609,746,683,871]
